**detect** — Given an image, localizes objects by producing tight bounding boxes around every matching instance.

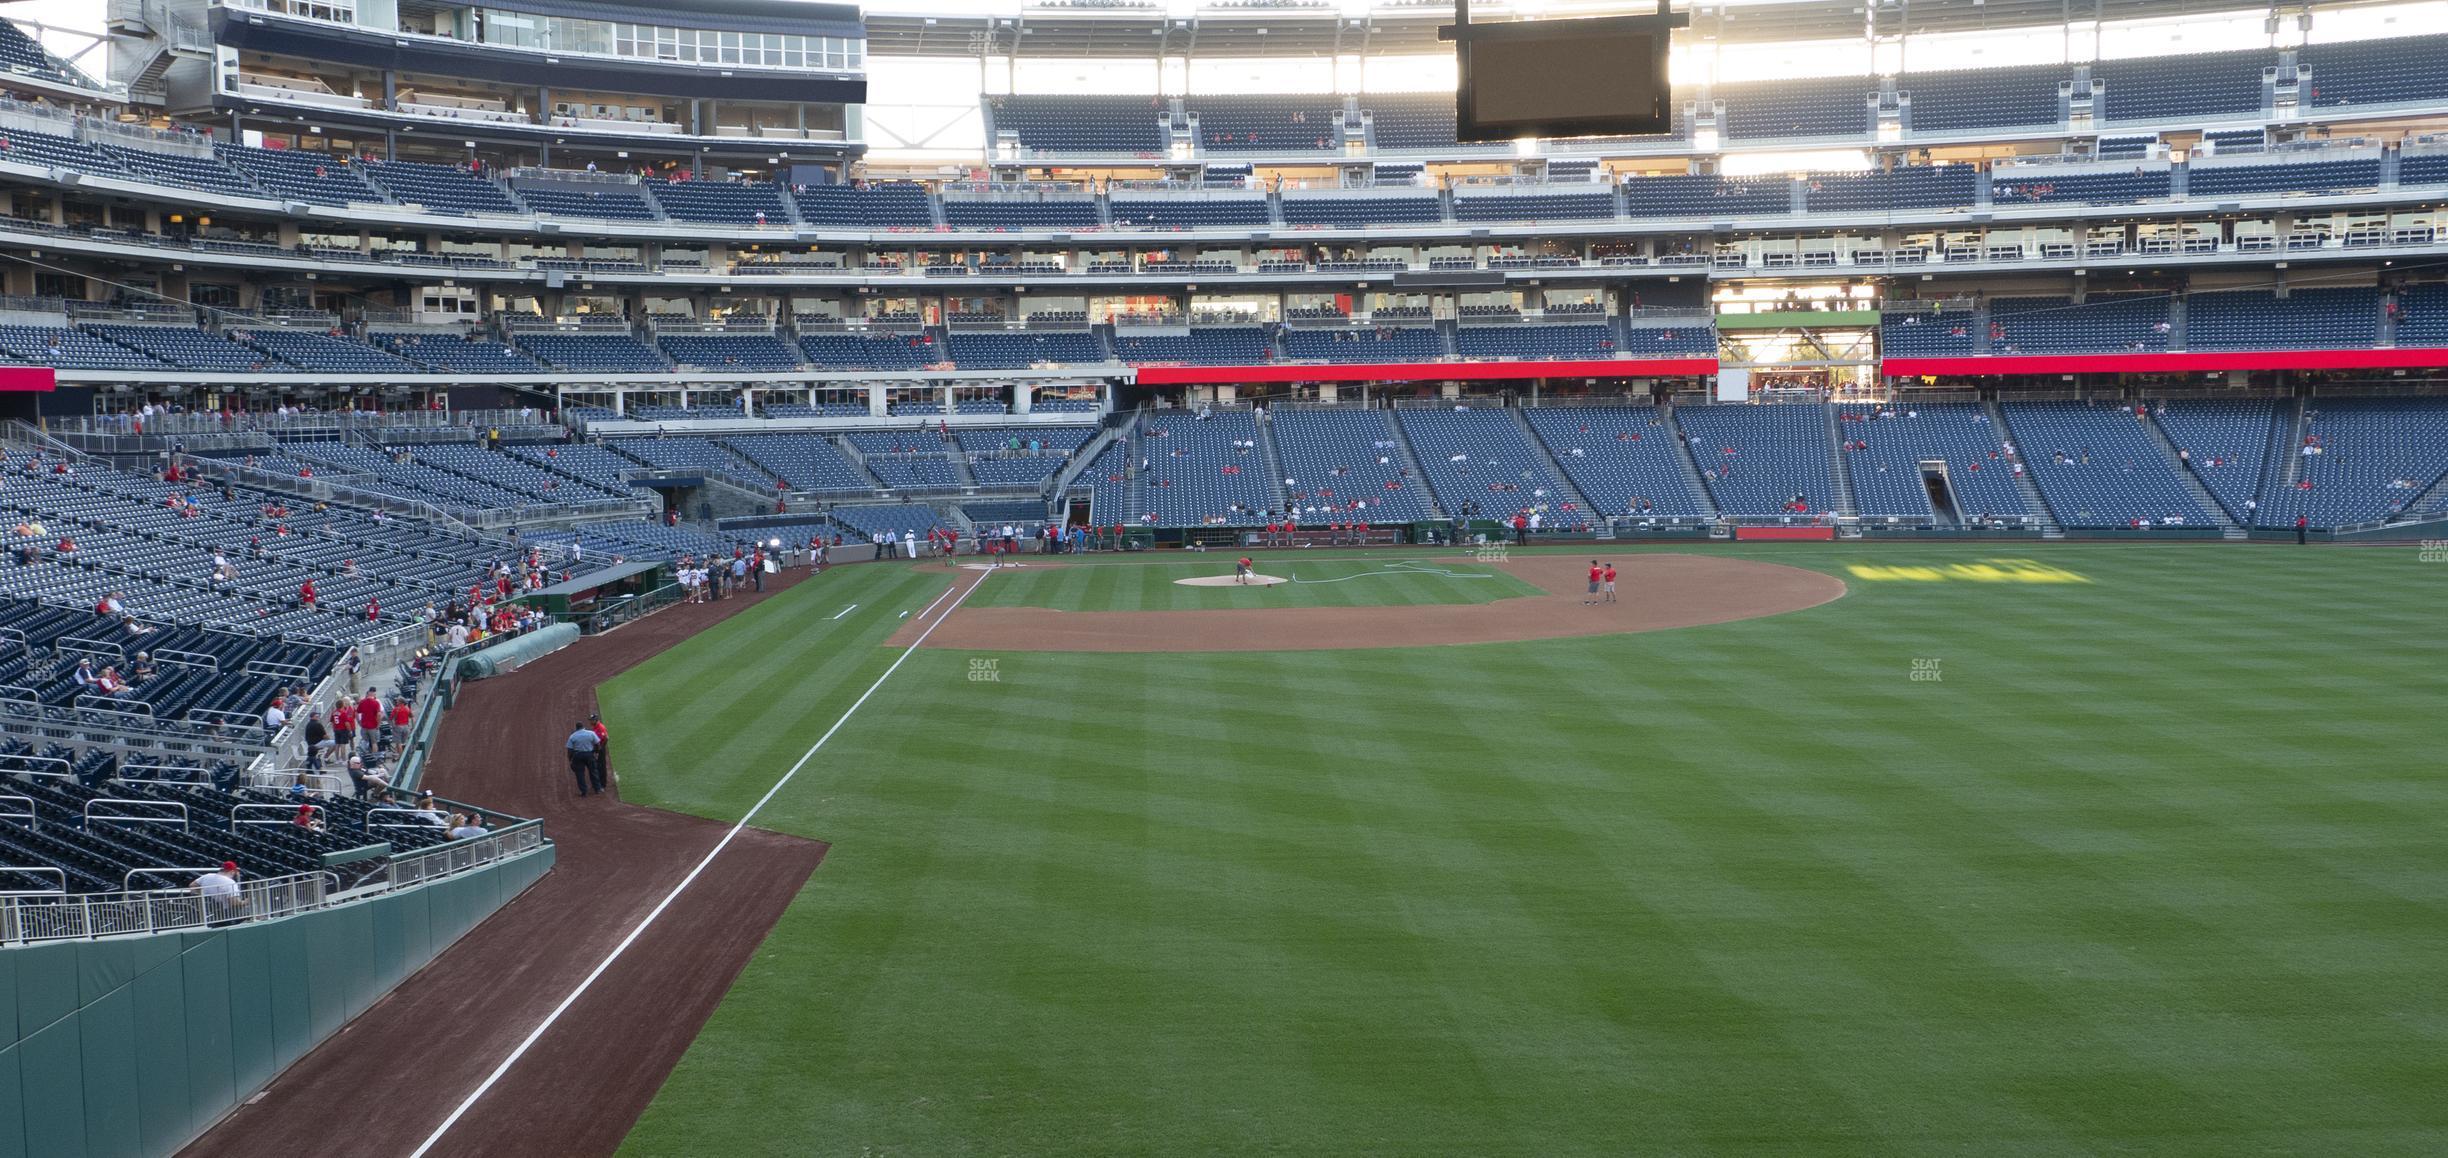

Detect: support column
[867,382,887,417]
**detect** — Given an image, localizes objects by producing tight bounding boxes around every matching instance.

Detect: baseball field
[599,543,2447,1156]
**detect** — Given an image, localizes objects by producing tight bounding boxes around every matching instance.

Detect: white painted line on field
[409,565,997,1158]
[897,610,909,619]
[831,603,857,620]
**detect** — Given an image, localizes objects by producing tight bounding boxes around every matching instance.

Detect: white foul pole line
[408,565,996,1158]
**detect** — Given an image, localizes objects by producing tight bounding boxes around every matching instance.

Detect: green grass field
[965,556,1544,610]
[603,545,2448,1157]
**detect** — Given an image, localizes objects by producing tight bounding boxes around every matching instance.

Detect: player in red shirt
[1585,561,1603,605]
[1602,563,1618,604]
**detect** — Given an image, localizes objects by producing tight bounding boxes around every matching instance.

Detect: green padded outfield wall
[0,844,553,1158]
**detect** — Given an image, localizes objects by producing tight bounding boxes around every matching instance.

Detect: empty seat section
[2186,159,2381,197]
[657,334,806,370]
[1138,411,1272,525]
[1806,166,1977,212]
[1110,197,1271,228]
[947,331,1104,369]
[0,326,160,369]
[940,199,1101,230]
[1266,408,1431,521]
[1112,327,1271,365]
[789,183,934,227]
[366,160,522,214]
[2186,288,2377,350]
[1188,96,1341,152]
[1280,328,1441,363]
[236,328,424,373]
[1991,168,2172,205]
[831,504,950,540]
[2093,49,2269,122]
[83,325,279,371]
[1838,403,2032,521]
[1522,406,1708,518]
[1998,402,2220,527]
[1395,408,1582,522]
[1902,62,2064,131]
[98,145,255,197]
[801,331,939,368]
[1672,403,1839,516]
[1989,294,2172,354]
[2152,399,2283,522]
[214,145,384,205]
[2298,33,2448,109]
[373,331,541,371]
[988,95,1169,154]
[721,434,874,493]
[645,180,791,224]
[1451,193,1616,222]
[1622,173,1789,218]
[515,185,660,220]
[516,332,669,371]
[1455,325,1615,360]
[1722,76,1874,139]
[2255,397,2448,526]
[1879,309,1977,358]
[1280,196,1441,227]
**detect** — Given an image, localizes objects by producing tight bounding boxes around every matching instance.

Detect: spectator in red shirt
[298,579,317,607]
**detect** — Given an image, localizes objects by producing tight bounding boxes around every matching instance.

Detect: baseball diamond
[7,1,2448,1155]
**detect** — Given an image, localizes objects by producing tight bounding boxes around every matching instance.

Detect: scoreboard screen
[1450,9,1681,142]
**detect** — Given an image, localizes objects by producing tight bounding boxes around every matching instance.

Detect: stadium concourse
[1,0,2447,1151]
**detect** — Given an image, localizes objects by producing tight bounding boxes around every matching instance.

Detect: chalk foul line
[408,564,996,1158]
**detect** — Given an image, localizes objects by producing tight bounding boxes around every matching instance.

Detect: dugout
[517,559,673,630]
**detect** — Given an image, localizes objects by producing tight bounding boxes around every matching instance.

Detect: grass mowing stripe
[615,545,2448,1157]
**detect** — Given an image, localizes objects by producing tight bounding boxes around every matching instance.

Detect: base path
[893,553,1845,653]
[182,570,830,1158]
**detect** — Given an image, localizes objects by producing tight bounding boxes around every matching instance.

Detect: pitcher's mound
[894,553,1846,653]
[1175,574,1288,587]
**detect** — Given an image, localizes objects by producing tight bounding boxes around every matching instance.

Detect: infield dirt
[888,552,1846,653]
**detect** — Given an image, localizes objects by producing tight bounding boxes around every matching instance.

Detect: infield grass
[606,545,2448,1157]
[963,556,1544,610]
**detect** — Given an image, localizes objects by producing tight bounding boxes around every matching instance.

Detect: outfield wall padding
[0,844,553,1157]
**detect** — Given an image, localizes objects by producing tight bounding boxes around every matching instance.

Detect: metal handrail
[365,807,440,832]
[233,803,314,827]
[114,764,214,786]
[0,868,330,944]
[0,754,73,779]
[123,866,223,891]
[86,798,188,829]
[0,867,65,897]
